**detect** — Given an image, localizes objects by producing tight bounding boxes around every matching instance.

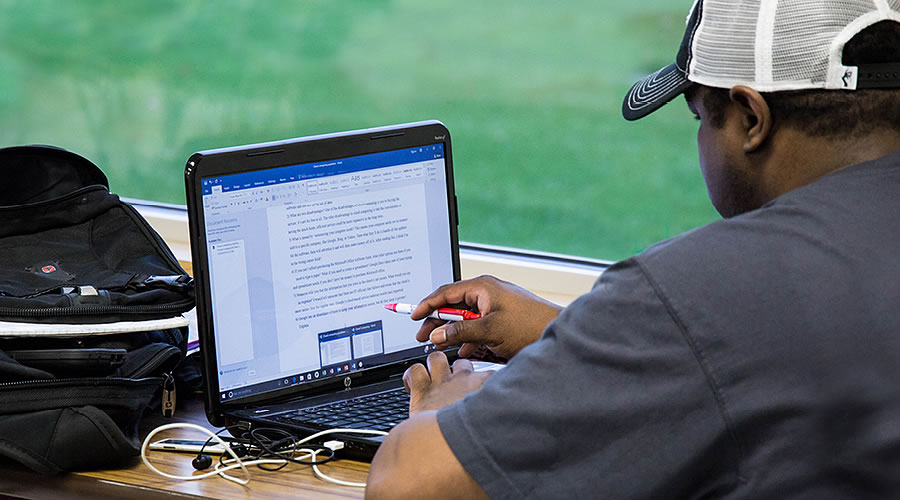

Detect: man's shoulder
[637,149,900,274]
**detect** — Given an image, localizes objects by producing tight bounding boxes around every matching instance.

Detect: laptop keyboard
[273,387,410,432]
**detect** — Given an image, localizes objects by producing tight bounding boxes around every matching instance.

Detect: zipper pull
[162,372,177,417]
[137,275,193,291]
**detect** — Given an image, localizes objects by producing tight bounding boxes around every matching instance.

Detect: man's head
[623,0,900,121]
[699,21,900,137]
[622,0,900,217]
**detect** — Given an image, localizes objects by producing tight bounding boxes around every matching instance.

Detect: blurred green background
[0,0,717,261]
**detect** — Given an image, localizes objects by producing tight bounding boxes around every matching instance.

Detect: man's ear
[729,85,772,153]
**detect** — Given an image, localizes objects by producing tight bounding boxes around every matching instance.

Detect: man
[367,0,900,498]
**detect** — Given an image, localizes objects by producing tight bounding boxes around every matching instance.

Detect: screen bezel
[184,121,460,426]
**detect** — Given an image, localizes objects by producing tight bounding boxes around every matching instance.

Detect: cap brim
[622,63,693,121]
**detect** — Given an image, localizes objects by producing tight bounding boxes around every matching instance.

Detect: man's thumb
[440,319,478,346]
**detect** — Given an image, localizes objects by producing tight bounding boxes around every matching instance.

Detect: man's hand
[412,275,563,360]
[403,351,493,414]
[367,351,492,499]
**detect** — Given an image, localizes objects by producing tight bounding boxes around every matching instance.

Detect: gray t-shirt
[438,149,900,499]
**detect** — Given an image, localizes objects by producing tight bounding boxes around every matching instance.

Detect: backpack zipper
[127,344,183,378]
[0,185,106,211]
[0,299,194,320]
[0,375,160,389]
[0,376,167,415]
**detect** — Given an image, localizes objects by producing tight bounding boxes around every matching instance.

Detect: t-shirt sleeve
[437,258,738,499]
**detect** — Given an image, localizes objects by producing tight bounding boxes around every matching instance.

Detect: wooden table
[0,393,371,499]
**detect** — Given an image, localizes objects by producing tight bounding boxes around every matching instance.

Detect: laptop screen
[199,143,454,402]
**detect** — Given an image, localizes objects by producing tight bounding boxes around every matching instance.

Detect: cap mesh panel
[690,0,760,84]
[772,0,876,84]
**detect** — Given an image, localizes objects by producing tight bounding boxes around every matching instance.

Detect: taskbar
[218,343,439,403]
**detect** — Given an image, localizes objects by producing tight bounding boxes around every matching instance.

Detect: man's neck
[761,129,900,201]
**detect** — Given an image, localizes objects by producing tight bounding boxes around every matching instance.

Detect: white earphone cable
[141,423,388,488]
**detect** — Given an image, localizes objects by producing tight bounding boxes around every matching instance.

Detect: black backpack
[0,145,195,474]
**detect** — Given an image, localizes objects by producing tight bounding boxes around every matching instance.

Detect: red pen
[384,303,481,321]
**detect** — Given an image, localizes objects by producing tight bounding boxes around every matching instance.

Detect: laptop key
[344,421,376,429]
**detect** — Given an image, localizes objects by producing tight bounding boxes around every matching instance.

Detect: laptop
[184,121,461,459]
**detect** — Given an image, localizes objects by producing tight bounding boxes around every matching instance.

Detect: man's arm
[366,411,488,499]
[366,352,492,499]
[368,276,559,497]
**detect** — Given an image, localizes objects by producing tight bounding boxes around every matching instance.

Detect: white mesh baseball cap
[622,0,900,121]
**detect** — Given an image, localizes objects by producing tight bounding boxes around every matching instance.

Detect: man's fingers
[411,283,467,320]
[433,316,488,347]
[404,352,453,394]
[457,342,479,358]
[412,277,496,321]
[451,357,474,373]
[415,318,445,343]
[402,362,430,394]
[425,351,451,382]
[429,324,450,345]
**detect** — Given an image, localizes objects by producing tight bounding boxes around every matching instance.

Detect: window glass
[0,0,717,261]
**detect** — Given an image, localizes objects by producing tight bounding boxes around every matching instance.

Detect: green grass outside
[0,0,718,261]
